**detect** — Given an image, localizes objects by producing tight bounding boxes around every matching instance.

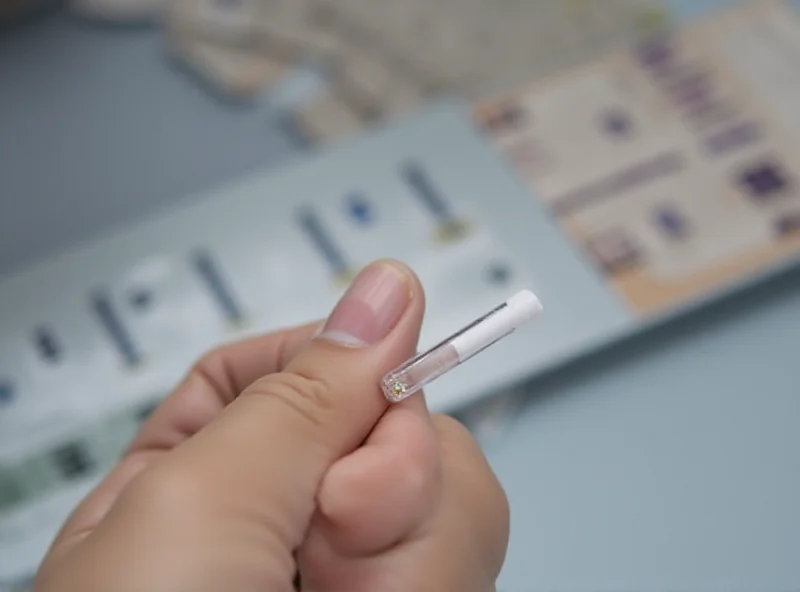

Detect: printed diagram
[477,0,800,315]
[165,0,669,143]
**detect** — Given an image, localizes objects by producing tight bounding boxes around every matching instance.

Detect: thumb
[124,260,424,580]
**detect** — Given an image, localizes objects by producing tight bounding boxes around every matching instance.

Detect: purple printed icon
[704,121,760,156]
[480,102,527,133]
[636,36,674,73]
[670,71,714,108]
[775,211,800,237]
[653,204,690,239]
[504,138,550,173]
[739,162,789,200]
[586,229,643,275]
[600,108,634,138]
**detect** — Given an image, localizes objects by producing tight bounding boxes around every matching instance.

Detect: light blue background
[490,272,800,591]
[1,1,799,590]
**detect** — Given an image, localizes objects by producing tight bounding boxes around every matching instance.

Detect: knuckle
[192,344,225,374]
[244,371,334,429]
[188,347,235,397]
[125,463,210,521]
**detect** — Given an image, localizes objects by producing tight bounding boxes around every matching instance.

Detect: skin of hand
[32,260,510,592]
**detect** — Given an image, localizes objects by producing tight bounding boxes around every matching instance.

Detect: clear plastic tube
[381,290,543,403]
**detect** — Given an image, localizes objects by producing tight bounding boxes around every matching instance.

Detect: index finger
[128,320,321,454]
[46,321,319,556]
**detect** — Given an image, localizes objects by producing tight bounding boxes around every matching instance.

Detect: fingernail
[318,262,411,347]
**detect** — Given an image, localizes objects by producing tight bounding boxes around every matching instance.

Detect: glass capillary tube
[381,290,543,403]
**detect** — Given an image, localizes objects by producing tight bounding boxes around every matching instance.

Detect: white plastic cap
[506,289,543,321]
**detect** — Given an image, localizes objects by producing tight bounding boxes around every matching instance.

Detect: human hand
[33,260,510,592]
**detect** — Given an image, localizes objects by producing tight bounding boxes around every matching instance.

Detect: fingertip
[362,258,427,346]
[362,258,427,350]
[372,258,426,310]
